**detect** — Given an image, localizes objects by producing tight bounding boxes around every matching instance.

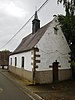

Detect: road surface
[0,70,32,100]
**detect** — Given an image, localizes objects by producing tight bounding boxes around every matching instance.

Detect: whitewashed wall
[36,18,71,71]
[9,51,32,71]
[9,18,71,72]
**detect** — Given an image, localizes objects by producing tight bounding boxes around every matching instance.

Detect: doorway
[52,60,59,82]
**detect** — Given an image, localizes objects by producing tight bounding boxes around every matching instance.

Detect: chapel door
[52,60,59,82]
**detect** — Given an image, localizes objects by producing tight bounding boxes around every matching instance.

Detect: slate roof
[11,20,52,55]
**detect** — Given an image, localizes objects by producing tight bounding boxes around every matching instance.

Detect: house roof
[10,20,52,55]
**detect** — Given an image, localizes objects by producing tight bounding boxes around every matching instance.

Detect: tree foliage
[57,0,75,61]
[58,15,75,43]
[57,0,75,16]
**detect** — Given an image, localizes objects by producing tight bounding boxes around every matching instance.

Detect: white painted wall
[36,18,71,71]
[9,18,71,72]
[9,51,32,71]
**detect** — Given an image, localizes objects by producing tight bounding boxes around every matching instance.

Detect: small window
[21,57,24,68]
[15,57,17,66]
[10,58,12,66]
[54,26,58,34]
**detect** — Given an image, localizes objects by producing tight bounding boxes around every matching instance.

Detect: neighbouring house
[0,50,11,69]
[9,12,72,84]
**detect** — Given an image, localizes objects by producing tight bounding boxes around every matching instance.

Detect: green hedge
[71,61,75,79]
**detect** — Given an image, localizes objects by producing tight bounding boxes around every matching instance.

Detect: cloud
[0,1,28,18]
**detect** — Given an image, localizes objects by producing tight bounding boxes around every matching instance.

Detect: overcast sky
[0,0,65,51]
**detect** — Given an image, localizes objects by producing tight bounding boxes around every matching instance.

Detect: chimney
[32,11,40,34]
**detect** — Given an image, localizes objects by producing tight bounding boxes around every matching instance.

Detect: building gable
[11,21,51,55]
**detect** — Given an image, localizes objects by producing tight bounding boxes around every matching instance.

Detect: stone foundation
[9,66,33,82]
[35,69,72,84]
[58,69,72,81]
[9,66,72,84]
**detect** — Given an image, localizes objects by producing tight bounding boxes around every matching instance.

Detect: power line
[0,0,49,49]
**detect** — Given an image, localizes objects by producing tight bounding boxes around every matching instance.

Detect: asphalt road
[0,71,32,100]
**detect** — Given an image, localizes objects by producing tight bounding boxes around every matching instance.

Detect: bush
[71,61,75,79]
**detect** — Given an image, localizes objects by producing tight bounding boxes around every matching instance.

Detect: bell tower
[32,11,40,34]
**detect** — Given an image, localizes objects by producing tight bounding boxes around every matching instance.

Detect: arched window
[21,57,24,68]
[15,57,17,66]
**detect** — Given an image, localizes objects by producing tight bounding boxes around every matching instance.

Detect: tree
[57,0,75,61]
[57,0,75,16]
